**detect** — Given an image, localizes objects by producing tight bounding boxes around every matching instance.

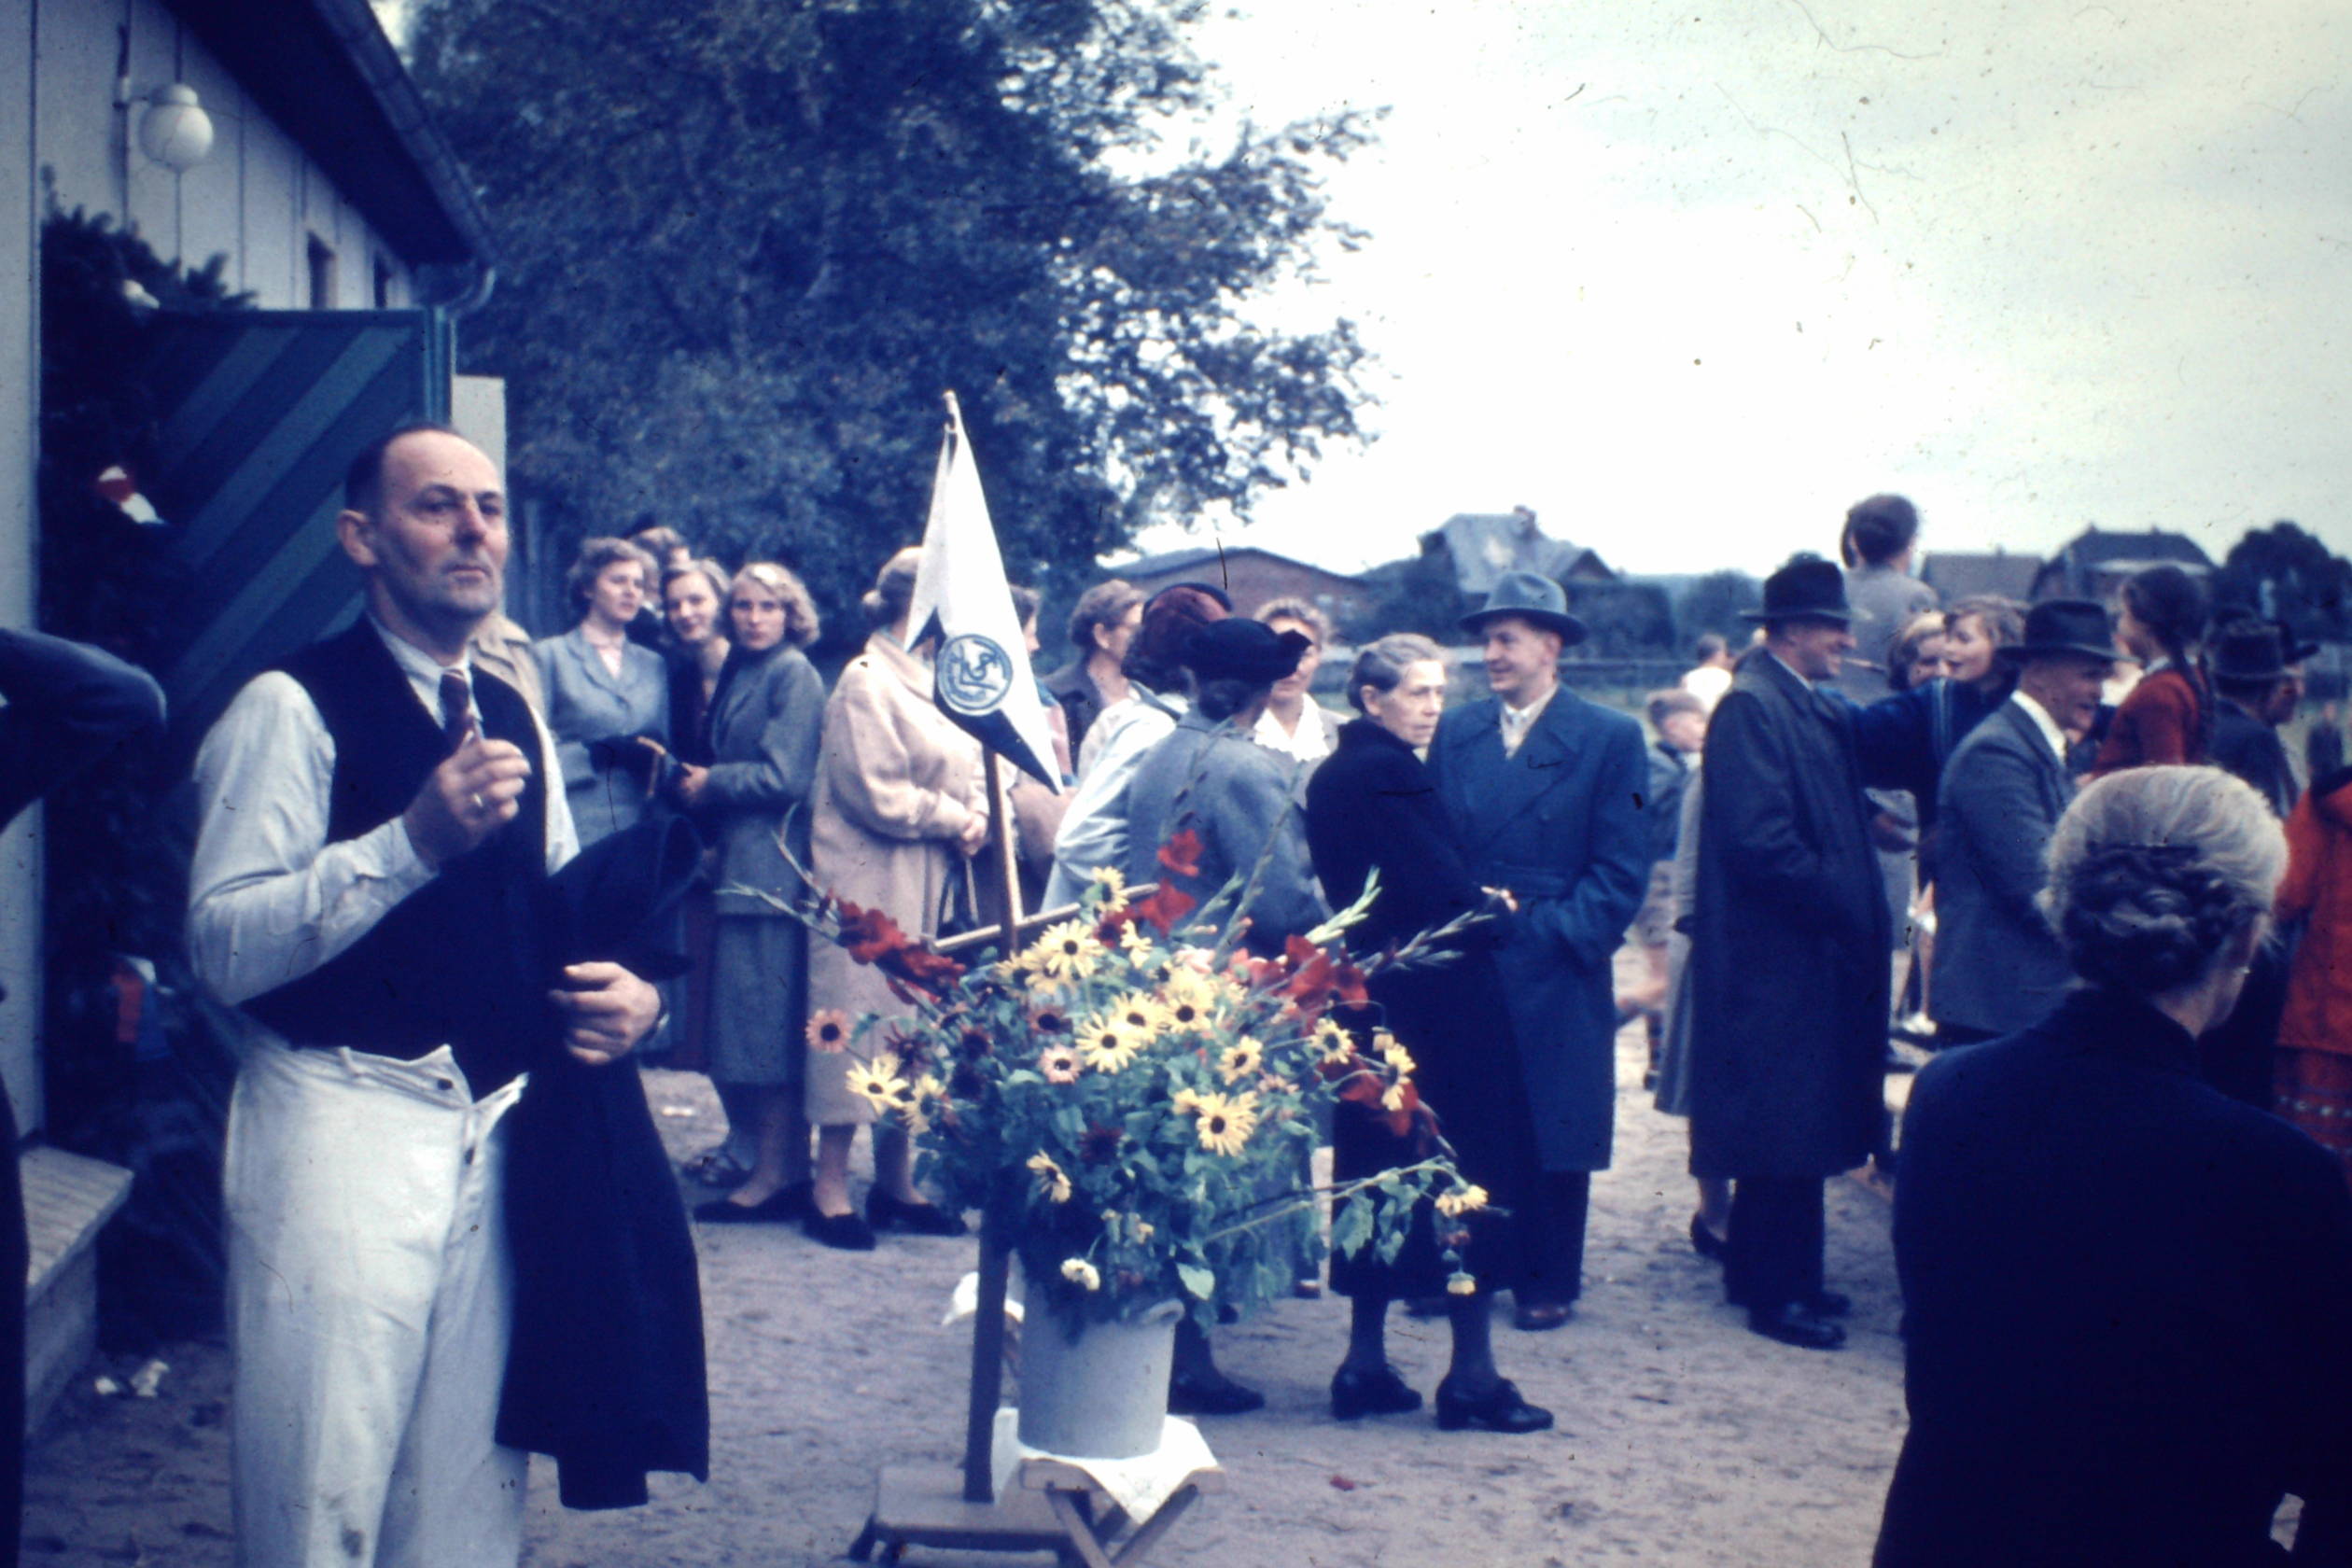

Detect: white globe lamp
[138,85,214,173]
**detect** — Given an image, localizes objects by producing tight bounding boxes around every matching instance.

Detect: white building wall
[3,0,427,1132]
[2,0,43,1133]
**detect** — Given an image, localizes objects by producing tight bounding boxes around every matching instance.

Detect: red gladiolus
[1128,879,1197,936]
[1156,828,1204,879]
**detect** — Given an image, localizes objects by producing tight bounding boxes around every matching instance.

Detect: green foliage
[2213,522,2352,644]
[1345,551,1463,643]
[408,0,1378,635]
[1566,580,1674,656]
[1673,568,1761,651]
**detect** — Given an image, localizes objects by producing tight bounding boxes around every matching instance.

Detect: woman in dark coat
[1304,634,1551,1435]
[1878,765,2352,1566]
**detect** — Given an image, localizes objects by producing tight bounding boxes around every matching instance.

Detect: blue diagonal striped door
[142,307,450,749]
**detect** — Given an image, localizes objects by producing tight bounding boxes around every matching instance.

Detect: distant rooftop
[1921,548,2042,604]
[1421,508,1614,595]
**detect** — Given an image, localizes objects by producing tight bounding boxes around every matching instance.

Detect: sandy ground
[22,1004,1912,1567]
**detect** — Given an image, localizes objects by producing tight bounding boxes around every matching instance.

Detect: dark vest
[243,619,550,1096]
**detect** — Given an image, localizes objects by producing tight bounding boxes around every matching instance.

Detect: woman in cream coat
[803,548,987,1249]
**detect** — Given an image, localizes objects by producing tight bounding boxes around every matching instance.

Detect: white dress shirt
[188,615,577,1012]
[1499,684,1558,757]
[2009,688,2071,767]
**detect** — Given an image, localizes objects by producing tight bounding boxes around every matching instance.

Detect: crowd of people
[160,422,2352,1564]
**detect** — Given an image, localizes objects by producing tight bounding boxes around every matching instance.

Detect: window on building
[372,254,395,309]
[307,235,337,310]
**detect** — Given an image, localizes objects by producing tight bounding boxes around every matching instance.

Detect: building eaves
[161,0,494,271]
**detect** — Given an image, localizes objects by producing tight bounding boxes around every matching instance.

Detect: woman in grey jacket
[533,537,671,846]
[674,563,828,1222]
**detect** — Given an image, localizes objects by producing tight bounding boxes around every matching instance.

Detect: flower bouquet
[792,830,1482,1331]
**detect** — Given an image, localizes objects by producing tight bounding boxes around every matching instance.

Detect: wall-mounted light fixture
[135,84,214,173]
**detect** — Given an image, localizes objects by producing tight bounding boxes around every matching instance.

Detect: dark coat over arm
[1688,654,1890,1180]
[1425,687,1649,1172]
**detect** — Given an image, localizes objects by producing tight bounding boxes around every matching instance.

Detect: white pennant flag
[905,392,1061,789]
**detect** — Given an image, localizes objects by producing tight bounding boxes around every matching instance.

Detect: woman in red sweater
[2091,563,2209,774]
[2277,767,2352,1183]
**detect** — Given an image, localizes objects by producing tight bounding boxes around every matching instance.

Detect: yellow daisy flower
[1311,1016,1355,1064]
[1380,1083,1407,1113]
[1217,1036,1265,1085]
[1075,1015,1141,1073]
[1162,966,1221,1019]
[1038,1044,1083,1085]
[1170,1085,1206,1115]
[848,1053,908,1116]
[1024,919,1105,983]
[1061,1257,1101,1291]
[1109,992,1169,1039]
[1118,922,1155,959]
[1027,1152,1073,1204]
[1191,1090,1261,1156]
[805,1008,854,1053]
[1435,1183,1490,1218]
[1374,1030,1417,1076]
[1446,1270,1479,1296]
[1087,865,1130,911]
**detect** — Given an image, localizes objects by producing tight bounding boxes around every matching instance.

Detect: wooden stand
[848,1455,1223,1568]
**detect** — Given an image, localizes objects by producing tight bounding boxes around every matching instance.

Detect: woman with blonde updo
[674,563,827,1221]
[1878,766,2352,1566]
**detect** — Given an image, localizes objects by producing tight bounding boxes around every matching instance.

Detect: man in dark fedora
[1929,600,2120,1049]
[1688,554,1886,1351]
[2210,618,2315,820]
[1425,569,1649,1329]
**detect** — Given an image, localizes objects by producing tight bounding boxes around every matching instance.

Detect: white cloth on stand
[226,1042,527,1568]
[991,1407,1217,1525]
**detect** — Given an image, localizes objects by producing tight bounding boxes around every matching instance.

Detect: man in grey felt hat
[1687,554,1885,1351]
[1929,598,2121,1049]
[1424,570,1650,1330]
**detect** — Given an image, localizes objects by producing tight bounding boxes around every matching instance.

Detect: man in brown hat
[1687,554,1885,1350]
[1929,599,2120,1048]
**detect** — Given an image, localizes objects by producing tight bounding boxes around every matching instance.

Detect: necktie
[440,670,474,755]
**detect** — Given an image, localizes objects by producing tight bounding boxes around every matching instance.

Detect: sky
[1122,0,2352,577]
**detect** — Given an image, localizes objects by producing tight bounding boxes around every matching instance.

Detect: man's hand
[550,961,662,1065]
[673,763,709,806]
[402,736,533,867]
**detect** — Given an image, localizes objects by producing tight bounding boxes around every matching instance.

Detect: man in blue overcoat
[1426,571,1650,1328]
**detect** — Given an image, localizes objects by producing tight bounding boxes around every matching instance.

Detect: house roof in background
[1422,509,1612,594]
[2046,526,2214,571]
[163,0,494,269]
[1921,549,2043,603]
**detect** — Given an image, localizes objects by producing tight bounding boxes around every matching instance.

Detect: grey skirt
[707,916,806,1090]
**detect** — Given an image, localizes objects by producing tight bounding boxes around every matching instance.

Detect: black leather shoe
[1167,1368,1264,1416]
[1807,1289,1853,1318]
[1746,1301,1846,1351]
[1688,1213,1729,1262]
[1434,1376,1552,1434]
[867,1190,967,1237]
[804,1209,878,1251]
[1331,1365,1422,1421]
[1512,1299,1575,1332]
[693,1184,811,1225]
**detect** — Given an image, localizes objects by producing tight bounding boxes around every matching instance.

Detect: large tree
[2212,522,2352,644]
[408,0,1377,626]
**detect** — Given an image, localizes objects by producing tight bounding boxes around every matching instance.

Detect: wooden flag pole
[959,749,1024,1503]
